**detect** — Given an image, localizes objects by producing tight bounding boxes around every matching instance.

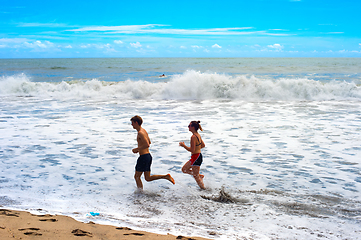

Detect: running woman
[179,121,206,189]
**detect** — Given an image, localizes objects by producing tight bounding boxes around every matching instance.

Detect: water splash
[1,71,360,100]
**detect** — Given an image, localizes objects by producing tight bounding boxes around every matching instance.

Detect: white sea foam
[1,94,360,239]
[1,71,360,100]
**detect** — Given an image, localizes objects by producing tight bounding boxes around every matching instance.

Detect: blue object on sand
[89,212,100,216]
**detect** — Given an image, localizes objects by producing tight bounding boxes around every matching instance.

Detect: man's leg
[134,171,144,189]
[144,172,175,184]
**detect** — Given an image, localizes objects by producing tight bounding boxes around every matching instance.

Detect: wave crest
[1,71,360,101]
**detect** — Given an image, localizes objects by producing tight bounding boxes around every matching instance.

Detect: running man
[131,115,175,189]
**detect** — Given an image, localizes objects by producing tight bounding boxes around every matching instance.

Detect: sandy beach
[0,209,211,240]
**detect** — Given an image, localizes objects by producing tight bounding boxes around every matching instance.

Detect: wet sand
[0,209,211,240]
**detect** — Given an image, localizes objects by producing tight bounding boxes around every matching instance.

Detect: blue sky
[1,0,360,58]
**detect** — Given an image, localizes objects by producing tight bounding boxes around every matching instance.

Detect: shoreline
[0,209,211,240]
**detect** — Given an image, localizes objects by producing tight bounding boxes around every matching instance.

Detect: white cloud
[65,45,72,48]
[0,38,26,44]
[69,24,164,32]
[267,44,283,50]
[337,50,361,54]
[191,45,202,48]
[212,44,222,48]
[180,46,187,49]
[18,22,70,28]
[23,40,54,49]
[0,38,30,49]
[67,24,259,36]
[104,47,117,53]
[0,38,56,50]
[114,40,123,44]
[130,42,142,48]
[263,32,291,36]
[80,43,112,49]
[327,32,344,34]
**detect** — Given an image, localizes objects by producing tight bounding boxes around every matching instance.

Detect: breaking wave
[1,71,360,101]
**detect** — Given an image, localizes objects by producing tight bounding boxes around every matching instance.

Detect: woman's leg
[192,166,205,189]
[182,161,193,175]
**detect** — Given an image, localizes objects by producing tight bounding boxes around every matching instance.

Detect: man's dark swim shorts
[135,153,152,172]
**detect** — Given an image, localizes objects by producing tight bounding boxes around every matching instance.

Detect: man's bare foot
[166,174,175,184]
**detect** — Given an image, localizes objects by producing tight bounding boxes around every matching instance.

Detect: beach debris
[176,236,196,240]
[201,187,240,204]
[116,227,132,230]
[18,228,42,236]
[23,231,42,236]
[72,229,92,237]
[89,212,100,216]
[19,228,41,231]
[124,232,145,236]
[0,209,19,217]
[35,214,54,217]
[39,218,58,222]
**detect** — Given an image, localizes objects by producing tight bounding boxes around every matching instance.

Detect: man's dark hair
[131,115,143,126]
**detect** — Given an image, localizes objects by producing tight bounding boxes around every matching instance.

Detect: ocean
[0,58,360,239]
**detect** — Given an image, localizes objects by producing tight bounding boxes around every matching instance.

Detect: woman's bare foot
[194,174,205,190]
[198,181,206,190]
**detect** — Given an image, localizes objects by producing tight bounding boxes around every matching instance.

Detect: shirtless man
[131,115,175,189]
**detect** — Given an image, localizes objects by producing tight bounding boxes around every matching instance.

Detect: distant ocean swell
[1,70,360,100]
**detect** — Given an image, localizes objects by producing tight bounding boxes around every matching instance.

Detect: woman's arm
[200,139,205,149]
[179,135,196,153]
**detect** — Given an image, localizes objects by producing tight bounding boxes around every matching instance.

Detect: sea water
[0,58,360,239]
